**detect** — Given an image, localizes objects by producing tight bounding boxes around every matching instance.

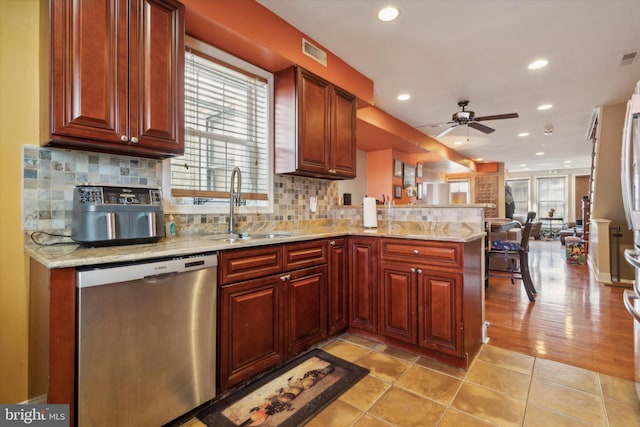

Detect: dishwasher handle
[77,253,217,288]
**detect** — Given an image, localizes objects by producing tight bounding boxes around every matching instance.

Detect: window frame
[162,36,274,215]
[536,175,567,220]
[447,179,470,204]
[506,178,530,215]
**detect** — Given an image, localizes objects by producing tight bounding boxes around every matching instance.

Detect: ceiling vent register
[302,38,327,66]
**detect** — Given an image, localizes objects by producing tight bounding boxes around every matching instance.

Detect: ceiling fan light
[377,6,399,22]
[528,59,549,70]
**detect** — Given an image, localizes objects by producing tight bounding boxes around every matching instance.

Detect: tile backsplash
[22,145,338,233]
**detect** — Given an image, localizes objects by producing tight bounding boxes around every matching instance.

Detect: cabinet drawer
[284,240,327,271]
[220,246,283,284]
[380,238,462,268]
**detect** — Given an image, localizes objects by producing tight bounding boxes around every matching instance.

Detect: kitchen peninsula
[25,204,488,424]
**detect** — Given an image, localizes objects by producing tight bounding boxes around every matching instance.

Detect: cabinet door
[379,262,416,344]
[298,69,331,174]
[417,270,463,357]
[284,265,327,356]
[328,238,348,336]
[49,0,184,157]
[219,275,283,390]
[129,0,184,153]
[50,0,128,144]
[348,237,378,332]
[331,87,356,177]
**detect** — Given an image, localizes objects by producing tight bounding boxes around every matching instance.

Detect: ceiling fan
[418,100,519,138]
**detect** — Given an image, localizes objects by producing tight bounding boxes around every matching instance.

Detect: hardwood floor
[485,239,636,381]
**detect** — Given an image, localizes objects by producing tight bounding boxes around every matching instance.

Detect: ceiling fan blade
[415,120,454,129]
[436,125,458,138]
[474,112,519,122]
[468,122,495,134]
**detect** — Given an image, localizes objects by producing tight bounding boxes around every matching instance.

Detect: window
[506,178,530,214]
[164,36,273,213]
[537,176,566,219]
[448,180,469,204]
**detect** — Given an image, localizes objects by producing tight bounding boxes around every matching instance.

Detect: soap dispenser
[165,214,176,237]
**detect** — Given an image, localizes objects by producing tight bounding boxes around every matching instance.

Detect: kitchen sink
[204,231,293,243]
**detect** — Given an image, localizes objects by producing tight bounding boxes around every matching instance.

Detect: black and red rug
[197,349,369,427]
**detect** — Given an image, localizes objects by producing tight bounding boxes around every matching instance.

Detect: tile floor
[185,333,640,427]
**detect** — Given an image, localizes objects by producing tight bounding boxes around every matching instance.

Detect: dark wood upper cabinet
[275,66,356,179]
[47,0,184,158]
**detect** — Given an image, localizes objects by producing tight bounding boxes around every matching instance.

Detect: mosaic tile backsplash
[22,145,339,233]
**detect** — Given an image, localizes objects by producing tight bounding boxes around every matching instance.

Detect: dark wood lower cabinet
[417,270,463,357]
[218,275,284,391]
[284,265,328,355]
[353,237,483,369]
[327,238,348,335]
[218,240,329,391]
[348,236,378,333]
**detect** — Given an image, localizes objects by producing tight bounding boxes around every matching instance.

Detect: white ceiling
[258,0,640,173]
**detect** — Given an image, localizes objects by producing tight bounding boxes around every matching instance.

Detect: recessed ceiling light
[378,6,399,22]
[453,141,463,145]
[475,158,484,162]
[528,59,549,70]
[564,160,572,163]
[537,104,553,111]
[536,152,544,156]
[518,132,530,137]
[397,93,410,101]
[520,163,527,167]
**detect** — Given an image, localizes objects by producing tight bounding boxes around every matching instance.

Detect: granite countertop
[25,227,485,269]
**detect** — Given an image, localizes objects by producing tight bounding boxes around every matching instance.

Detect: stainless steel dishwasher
[76,253,217,426]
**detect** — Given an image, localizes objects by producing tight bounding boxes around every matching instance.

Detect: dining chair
[485,211,537,302]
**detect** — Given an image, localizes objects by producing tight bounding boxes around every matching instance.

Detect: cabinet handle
[130,136,138,144]
[413,249,419,255]
[410,267,416,273]
[416,269,423,275]
[329,240,335,246]
[328,169,336,174]
[120,135,129,142]
[280,274,290,282]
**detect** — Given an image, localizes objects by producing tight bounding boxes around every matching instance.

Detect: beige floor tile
[523,401,598,427]
[181,418,207,427]
[438,408,500,427]
[369,387,446,427]
[599,373,639,404]
[479,345,535,375]
[528,376,605,425]
[355,352,411,383]
[533,358,599,394]
[322,339,371,364]
[373,343,420,362]
[466,359,532,401]
[352,413,395,427]
[340,333,380,349]
[452,382,526,427]
[604,396,640,427]
[339,374,390,411]
[305,399,363,427]
[394,365,462,405]
[415,355,467,379]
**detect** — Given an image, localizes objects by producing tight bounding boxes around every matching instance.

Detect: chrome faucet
[228,167,242,234]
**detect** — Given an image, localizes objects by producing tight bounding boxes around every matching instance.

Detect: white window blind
[169,40,272,208]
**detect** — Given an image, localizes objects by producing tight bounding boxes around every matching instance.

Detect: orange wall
[181,0,374,105]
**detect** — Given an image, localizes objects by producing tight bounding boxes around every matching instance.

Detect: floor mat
[197,348,369,427]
